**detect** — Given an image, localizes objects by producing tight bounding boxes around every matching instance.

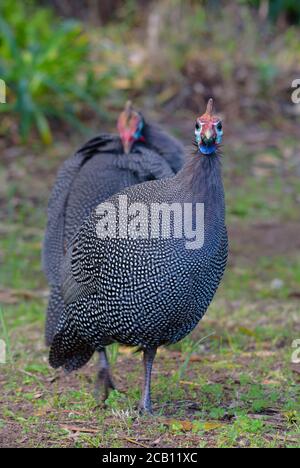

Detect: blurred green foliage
[45,0,300,26]
[136,0,299,117]
[245,0,300,23]
[0,0,300,144]
[0,0,112,143]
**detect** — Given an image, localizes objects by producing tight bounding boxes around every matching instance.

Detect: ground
[0,114,299,448]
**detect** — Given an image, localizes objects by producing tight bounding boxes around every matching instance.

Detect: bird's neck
[176,151,225,250]
[178,151,224,204]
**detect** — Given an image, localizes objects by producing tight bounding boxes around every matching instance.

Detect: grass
[0,118,300,448]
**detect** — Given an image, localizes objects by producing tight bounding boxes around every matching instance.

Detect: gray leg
[94,349,115,402]
[139,348,157,414]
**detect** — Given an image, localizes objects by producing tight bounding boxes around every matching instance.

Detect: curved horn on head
[206,98,214,116]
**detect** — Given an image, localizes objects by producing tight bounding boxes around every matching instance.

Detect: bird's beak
[204,128,213,140]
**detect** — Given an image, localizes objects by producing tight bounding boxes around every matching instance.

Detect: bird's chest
[99,241,170,303]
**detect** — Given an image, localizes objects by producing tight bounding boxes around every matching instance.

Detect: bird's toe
[138,403,154,416]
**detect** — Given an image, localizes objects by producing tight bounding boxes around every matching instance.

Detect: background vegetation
[0,0,299,448]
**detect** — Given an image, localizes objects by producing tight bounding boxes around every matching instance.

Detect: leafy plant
[0,1,111,143]
[107,343,119,366]
[174,332,215,381]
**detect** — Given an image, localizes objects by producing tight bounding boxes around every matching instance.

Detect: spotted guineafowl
[43,101,185,348]
[49,99,228,413]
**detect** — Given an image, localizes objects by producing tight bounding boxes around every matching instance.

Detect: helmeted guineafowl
[43,101,185,349]
[49,99,228,414]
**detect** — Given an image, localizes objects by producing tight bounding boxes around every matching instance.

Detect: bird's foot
[138,399,154,416]
[94,368,116,403]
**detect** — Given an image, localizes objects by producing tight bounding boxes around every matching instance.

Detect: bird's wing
[144,123,186,173]
[61,178,171,306]
[42,134,119,285]
[61,212,103,305]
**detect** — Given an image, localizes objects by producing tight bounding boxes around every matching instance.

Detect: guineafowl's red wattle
[49,100,228,413]
[42,102,185,348]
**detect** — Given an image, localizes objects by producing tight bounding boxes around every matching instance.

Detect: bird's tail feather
[45,284,65,346]
[49,318,94,372]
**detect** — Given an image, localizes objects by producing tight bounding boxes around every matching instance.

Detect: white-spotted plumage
[43,124,185,346]
[49,152,228,373]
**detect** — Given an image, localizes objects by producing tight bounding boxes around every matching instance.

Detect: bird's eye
[195,122,201,131]
[216,122,223,131]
